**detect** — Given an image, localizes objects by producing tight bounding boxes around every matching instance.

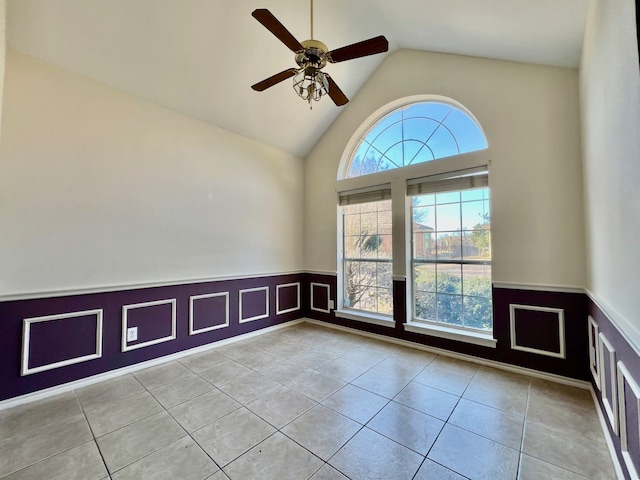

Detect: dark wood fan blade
[252,9,304,53]
[328,35,389,63]
[325,74,349,106]
[251,68,298,91]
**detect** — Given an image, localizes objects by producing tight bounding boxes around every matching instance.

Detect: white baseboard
[0,319,303,411]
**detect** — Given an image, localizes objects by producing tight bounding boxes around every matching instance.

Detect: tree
[414,268,492,330]
[348,150,392,177]
[412,198,430,224]
[343,200,393,314]
[470,212,491,257]
[462,276,493,329]
[345,231,381,308]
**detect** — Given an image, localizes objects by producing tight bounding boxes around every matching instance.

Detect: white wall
[0,50,304,296]
[305,49,585,288]
[0,0,6,136]
[580,0,640,347]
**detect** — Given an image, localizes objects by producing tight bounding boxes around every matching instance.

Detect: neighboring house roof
[413,222,434,232]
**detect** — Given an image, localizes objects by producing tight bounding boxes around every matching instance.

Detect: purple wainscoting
[239,287,269,322]
[28,313,99,371]
[0,273,302,402]
[493,288,588,379]
[305,273,590,380]
[392,279,407,333]
[124,300,175,349]
[623,382,640,478]
[276,283,300,315]
[190,293,229,334]
[589,297,640,480]
[308,279,333,315]
[510,307,563,355]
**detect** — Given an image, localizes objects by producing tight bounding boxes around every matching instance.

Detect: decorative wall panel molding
[599,332,619,435]
[617,361,640,480]
[276,282,301,315]
[1,273,301,402]
[588,315,601,390]
[239,287,269,323]
[189,292,229,335]
[310,282,331,313]
[121,299,177,352]
[21,309,103,376]
[509,304,566,358]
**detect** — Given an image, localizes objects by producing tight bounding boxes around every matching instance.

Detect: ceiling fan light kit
[251,1,389,108]
[293,68,329,104]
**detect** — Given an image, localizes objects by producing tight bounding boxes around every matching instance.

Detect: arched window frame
[335,95,496,347]
[337,95,489,182]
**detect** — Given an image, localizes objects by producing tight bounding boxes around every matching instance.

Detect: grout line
[515,377,532,479]
[75,391,112,477]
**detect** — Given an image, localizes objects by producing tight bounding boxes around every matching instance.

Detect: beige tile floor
[0,323,617,480]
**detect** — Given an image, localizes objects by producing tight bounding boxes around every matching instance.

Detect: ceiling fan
[251,1,389,108]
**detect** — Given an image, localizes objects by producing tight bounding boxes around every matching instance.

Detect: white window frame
[336,95,494,347]
[408,173,493,334]
[337,95,488,182]
[337,191,395,326]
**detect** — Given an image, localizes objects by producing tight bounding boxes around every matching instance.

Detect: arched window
[337,97,494,343]
[345,101,487,178]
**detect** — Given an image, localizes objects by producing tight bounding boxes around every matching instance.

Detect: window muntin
[346,102,488,178]
[342,199,393,316]
[412,187,492,331]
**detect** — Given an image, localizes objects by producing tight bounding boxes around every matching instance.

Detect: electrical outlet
[127,327,138,342]
[329,300,335,310]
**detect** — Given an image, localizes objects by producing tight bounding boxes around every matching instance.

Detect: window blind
[338,185,392,206]
[406,167,489,196]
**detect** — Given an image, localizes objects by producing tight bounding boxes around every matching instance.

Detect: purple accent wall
[0,273,301,401]
[311,283,330,312]
[303,275,336,318]
[589,298,640,480]
[277,284,299,313]
[192,295,227,331]
[392,280,407,333]
[624,384,640,474]
[240,288,268,320]
[125,302,174,346]
[28,314,98,369]
[511,308,562,354]
[493,288,588,379]
[601,346,616,405]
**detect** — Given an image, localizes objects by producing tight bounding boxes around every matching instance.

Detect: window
[337,96,492,342]
[410,174,492,331]
[346,101,487,178]
[341,196,393,316]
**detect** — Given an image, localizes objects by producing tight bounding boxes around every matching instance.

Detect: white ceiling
[6,0,590,158]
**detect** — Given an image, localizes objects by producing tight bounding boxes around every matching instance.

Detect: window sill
[403,321,497,348]
[334,309,396,328]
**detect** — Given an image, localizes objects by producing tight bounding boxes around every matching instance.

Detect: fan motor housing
[296,39,328,68]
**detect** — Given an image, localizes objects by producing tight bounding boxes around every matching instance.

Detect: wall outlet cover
[127,327,138,342]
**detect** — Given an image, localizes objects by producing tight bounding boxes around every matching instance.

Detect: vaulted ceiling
[6,0,590,158]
